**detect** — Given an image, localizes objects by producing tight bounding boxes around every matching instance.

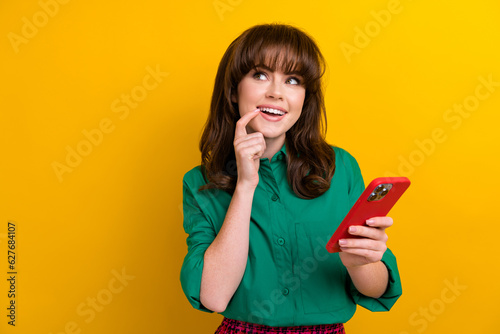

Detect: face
[232,65,306,143]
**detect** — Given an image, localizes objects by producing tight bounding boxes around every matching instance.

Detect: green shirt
[180,145,402,326]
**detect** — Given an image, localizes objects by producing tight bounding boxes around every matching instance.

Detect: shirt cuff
[180,249,213,313]
[349,248,402,311]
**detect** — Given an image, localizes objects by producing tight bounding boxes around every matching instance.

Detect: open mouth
[257,107,286,116]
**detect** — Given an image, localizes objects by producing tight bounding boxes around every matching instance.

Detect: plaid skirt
[215,318,345,334]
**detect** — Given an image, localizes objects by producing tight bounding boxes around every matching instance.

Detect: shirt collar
[271,143,287,162]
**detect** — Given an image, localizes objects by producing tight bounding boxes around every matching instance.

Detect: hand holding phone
[326,177,411,253]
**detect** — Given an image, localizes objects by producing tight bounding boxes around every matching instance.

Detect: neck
[262,135,285,160]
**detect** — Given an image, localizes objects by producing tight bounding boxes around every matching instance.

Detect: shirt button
[271,194,279,201]
[282,288,289,296]
[277,238,285,246]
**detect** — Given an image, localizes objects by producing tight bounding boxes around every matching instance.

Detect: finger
[366,216,393,228]
[339,237,387,252]
[233,132,265,147]
[339,247,384,262]
[347,225,388,242]
[235,109,260,139]
[234,134,266,152]
[236,142,266,161]
[234,134,266,159]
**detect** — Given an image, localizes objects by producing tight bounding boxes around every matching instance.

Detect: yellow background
[1,0,499,333]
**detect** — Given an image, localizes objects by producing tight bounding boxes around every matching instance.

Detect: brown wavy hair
[199,23,335,199]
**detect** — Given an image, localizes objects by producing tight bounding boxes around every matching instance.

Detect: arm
[200,184,255,312]
[339,216,392,298]
[334,149,402,307]
[200,109,264,312]
[345,260,389,298]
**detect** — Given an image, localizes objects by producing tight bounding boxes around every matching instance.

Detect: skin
[199,67,393,313]
[232,66,305,160]
[339,217,392,298]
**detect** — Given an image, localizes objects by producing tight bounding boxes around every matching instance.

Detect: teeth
[259,107,285,116]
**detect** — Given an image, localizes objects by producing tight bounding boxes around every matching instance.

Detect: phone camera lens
[380,188,388,196]
[375,185,384,193]
[368,193,378,201]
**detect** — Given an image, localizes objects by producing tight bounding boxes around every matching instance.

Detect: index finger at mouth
[235,109,260,139]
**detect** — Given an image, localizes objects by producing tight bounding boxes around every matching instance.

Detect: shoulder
[182,165,208,189]
[331,146,363,189]
[332,146,360,169]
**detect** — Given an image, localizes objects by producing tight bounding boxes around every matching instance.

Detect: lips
[257,107,286,116]
[256,107,286,122]
[256,105,287,121]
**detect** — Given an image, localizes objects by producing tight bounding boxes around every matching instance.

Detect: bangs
[230,24,324,88]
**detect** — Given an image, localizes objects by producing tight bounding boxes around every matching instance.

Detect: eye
[253,71,267,81]
[286,76,301,85]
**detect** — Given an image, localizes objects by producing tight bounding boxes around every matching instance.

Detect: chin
[259,130,286,141]
[249,121,288,140]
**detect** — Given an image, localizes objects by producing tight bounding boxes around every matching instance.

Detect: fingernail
[349,226,356,233]
[366,219,375,225]
[339,239,347,246]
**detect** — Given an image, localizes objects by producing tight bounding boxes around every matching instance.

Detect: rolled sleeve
[349,248,402,311]
[180,174,215,313]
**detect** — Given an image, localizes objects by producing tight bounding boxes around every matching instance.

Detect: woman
[181,23,402,334]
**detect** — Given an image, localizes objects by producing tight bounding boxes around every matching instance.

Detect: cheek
[237,80,259,100]
[293,88,306,105]
[293,91,306,113]
[291,91,305,122]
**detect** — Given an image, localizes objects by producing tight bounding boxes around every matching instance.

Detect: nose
[266,81,283,100]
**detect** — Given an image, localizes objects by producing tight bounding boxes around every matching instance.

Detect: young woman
[181,23,402,334]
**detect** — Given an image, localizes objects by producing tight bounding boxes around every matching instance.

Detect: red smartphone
[326,177,411,253]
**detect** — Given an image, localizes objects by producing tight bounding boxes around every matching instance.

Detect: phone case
[325,177,411,253]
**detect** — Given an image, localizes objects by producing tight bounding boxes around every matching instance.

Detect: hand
[338,217,393,268]
[233,109,265,189]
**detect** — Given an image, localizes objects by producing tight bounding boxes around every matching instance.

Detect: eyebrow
[253,64,303,77]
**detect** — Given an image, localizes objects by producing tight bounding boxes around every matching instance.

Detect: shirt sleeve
[179,169,215,313]
[337,148,403,312]
[350,248,403,311]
